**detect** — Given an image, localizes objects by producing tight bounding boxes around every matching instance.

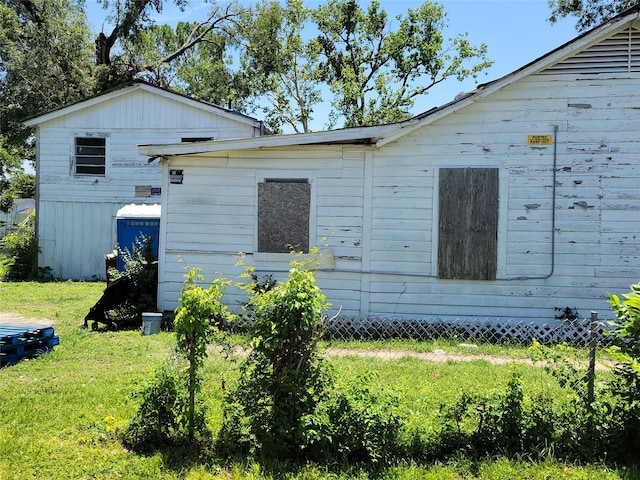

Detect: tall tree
[547,0,639,31]
[0,135,24,212]
[0,0,95,138]
[0,0,95,210]
[240,0,322,133]
[124,19,250,109]
[311,0,492,128]
[95,0,244,90]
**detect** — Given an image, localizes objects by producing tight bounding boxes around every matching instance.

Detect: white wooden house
[140,9,640,330]
[24,82,265,280]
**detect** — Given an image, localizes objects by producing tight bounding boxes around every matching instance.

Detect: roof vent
[542,27,640,74]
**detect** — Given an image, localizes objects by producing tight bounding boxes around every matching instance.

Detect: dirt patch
[0,312,54,326]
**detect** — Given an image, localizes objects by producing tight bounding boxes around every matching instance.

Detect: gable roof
[23,80,263,129]
[139,5,640,158]
[376,4,640,146]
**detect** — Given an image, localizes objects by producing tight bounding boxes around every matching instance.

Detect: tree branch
[140,4,243,72]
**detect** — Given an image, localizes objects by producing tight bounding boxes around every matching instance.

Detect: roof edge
[23,80,263,128]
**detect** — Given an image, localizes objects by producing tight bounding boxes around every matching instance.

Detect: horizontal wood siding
[361,72,639,323]
[36,88,258,279]
[159,72,640,325]
[159,150,365,313]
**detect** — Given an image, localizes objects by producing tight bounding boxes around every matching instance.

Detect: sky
[85,0,580,131]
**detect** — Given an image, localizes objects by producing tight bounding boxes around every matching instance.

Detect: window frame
[436,166,501,281]
[73,135,108,177]
[254,171,316,262]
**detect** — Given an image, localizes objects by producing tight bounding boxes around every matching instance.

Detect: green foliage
[426,370,579,461]
[0,0,95,151]
[220,258,333,458]
[220,256,403,463]
[547,0,637,31]
[0,134,28,213]
[609,282,640,361]
[119,359,185,452]
[240,0,322,133]
[174,267,232,441]
[309,374,403,464]
[122,20,249,109]
[0,281,637,477]
[0,213,38,280]
[108,235,159,325]
[8,172,36,199]
[605,281,640,462]
[311,0,492,128]
[122,267,232,451]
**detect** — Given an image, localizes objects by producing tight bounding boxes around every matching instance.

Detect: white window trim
[254,170,316,262]
[72,133,110,179]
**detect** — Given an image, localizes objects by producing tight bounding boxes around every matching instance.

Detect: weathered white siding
[31,85,260,279]
[158,70,640,325]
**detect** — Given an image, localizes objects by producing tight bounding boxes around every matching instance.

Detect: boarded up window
[438,168,499,280]
[258,179,310,253]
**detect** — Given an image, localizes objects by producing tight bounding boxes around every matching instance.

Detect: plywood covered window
[258,179,310,253]
[438,167,499,280]
[75,137,106,176]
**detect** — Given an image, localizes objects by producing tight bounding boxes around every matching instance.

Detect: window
[75,137,106,176]
[438,167,499,280]
[258,179,310,253]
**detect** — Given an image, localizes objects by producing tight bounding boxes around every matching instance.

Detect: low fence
[327,314,609,344]
[219,311,614,389]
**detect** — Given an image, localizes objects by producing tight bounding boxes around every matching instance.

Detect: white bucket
[142,312,162,335]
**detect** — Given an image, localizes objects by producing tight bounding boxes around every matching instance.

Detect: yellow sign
[527,134,554,145]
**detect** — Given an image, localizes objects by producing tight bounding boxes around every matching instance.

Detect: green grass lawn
[0,281,636,479]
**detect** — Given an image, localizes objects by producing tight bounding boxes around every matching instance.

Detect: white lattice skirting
[329,317,611,345]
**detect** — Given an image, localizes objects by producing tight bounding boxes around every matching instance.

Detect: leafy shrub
[307,374,403,463]
[174,268,232,440]
[121,268,232,452]
[0,214,38,280]
[220,258,333,458]
[420,369,599,462]
[107,235,158,325]
[605,282,640,462]
[609,282,640,362]
[219,255,404,463]
[119,359,185,452]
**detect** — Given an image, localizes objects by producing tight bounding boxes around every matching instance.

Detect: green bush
[121,268,232,452]
[107,235,158,326]
[219,255,404,463]
[308,374,403,463]
[605,282,640,462]
[0,215,38,280]
[174,268,231,441]
[119,359,185,453]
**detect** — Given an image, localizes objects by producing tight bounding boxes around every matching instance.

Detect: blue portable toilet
[115,204,161,271]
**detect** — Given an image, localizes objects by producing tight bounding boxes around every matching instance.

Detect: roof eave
[138,124,397,157]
